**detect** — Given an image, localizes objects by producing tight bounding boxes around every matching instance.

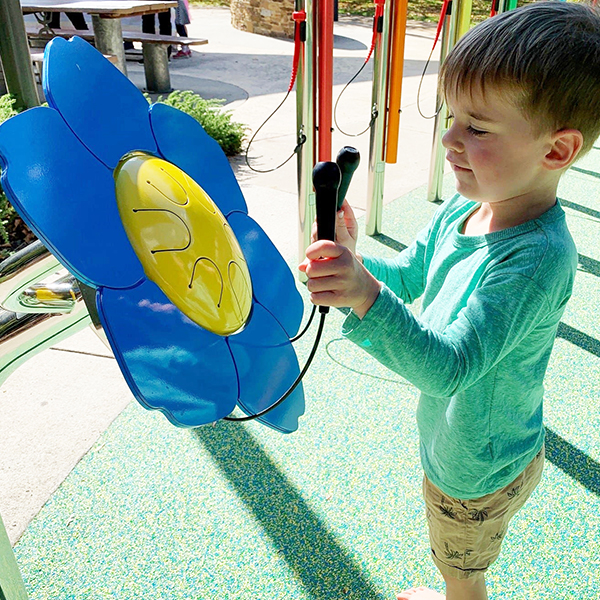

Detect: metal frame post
[426,0,472,203]
[0,514,29,599]
[0,0,40,110]
[296,0,316,278]
[498,0,517,13]
[365,0,393,236]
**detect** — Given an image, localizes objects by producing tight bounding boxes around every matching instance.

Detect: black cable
[244,90,306,174]
[290,304,316,342]
[333,61,377,137]
[416,30,444,120]
[223,311,326,422]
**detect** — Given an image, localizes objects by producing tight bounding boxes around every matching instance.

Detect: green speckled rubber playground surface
[15,148,600,599]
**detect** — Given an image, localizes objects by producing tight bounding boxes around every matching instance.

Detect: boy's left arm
[302,242,566,397]
[344,272,562,397]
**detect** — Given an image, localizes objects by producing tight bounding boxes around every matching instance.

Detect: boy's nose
[442,125,462,152]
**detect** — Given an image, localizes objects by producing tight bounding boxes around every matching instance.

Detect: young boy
[300,3,600,599]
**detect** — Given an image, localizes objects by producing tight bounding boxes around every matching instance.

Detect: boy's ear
[543,129,584,171]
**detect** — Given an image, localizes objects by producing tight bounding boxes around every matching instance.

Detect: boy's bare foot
[396,587,445,600]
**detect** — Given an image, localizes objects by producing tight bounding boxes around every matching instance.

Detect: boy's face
[442,87,555,204]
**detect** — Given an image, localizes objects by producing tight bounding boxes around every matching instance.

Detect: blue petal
[228,212,304,338]
[150,102,247,216]
[0,107,144,289]
[228,304,304,433]
[97,280,239,427]
[43,36,157,169]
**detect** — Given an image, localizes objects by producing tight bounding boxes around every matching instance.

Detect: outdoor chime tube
[426,0,472,203]
[365,0,393,236]
[296,0,316,277]
[385,0,409,164]
[317,0,335,161]
[492,0,517,16]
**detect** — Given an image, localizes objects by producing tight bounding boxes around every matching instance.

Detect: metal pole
[0,0,40,110]
[316,0,334,161]
[0,514,29,600]
[365,0,392,236]
[385,0,409,165]
[426,0,472,203]
[498,0,517,13]
[296,0,316,278]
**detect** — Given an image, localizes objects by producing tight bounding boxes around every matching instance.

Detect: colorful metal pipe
[317,0,335,161]
[491,0,517,17]
[385,0,409,164]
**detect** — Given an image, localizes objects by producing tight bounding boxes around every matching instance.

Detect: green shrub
[0,95,18,124]
[0,95,19,257]
[0,192,11,246]
[149,90,246,156]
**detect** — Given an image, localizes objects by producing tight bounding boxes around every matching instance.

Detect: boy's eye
[467,125,487,137]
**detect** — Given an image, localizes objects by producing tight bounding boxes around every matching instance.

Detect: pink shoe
[172,48,192,59]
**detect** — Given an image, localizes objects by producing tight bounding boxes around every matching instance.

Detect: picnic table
[20,0,177,76]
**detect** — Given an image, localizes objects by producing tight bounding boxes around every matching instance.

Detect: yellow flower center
[114,152,252,336]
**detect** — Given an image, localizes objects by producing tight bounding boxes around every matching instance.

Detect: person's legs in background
[172,0,191,59]
[46,12,88,30]
[173,24,190,59]
[142,11,173,57]
[65,12,88,30]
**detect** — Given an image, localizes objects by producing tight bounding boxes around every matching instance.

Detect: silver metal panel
[365,0,393,236]
[426,0,465,203]
[296,0,315,279]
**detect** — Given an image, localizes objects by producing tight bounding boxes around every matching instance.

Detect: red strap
[433,0,451,47]
[365,0,385,64]
[288,10,307,92]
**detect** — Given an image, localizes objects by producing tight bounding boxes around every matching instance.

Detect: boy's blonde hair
[440,1,600,155]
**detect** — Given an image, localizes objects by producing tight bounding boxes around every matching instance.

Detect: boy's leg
[443,571,487,600]
[398,447,544,600]
[397,570,487,599]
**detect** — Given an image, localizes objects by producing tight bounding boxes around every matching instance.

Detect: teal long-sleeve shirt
[342,194,578,499]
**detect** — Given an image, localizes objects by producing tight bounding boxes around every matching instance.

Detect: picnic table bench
[26,24,208,92]
[29,46,117,66]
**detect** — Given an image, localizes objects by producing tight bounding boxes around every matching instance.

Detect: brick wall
[231,0,295,39]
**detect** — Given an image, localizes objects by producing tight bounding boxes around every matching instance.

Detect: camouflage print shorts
[422,446,545,580]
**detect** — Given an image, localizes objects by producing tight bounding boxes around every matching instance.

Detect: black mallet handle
[313,161,341,243]
[335,146,360,210]
[312,161,342,314]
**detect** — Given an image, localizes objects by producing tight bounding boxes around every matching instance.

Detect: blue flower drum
[0,37,306,433]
